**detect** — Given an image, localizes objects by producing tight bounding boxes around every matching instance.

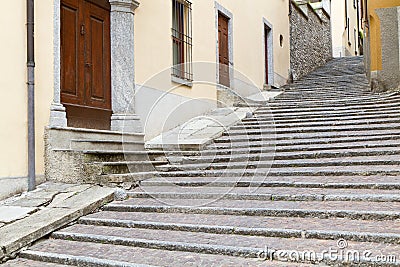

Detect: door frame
[263,18,274,87]
[215,2,233,88]
[50,0,141,132]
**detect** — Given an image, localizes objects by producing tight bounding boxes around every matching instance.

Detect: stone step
[273,92,395,102]
[272,96,399,107]
[214,131,400,144]
[157,155,400,171]
[86,161,166,175]
[47,225,400,265]
[129,186,400,202]
[2,258,68,267]
[105,198,400,220]
[257,106,400,119]
[70,139,145,152]
[140,176,400,190]
[19,239,312,266]
[155,165,400,177]
[266,101,400,113]
[208,136,400,151]
[223,123,400,136]
[81,150,152,162]
[81,211,400,244]
[231,117,400,130]
[198,148,399,162]
[253,111,400,124]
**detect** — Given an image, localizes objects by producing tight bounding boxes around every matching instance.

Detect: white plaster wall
[134,0,290,139]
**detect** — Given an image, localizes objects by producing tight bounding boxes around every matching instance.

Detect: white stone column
[49,0,67,128]
[109,0,142,133]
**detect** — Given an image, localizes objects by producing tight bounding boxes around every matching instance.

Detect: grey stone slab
[0,186,115,260]
[0,206,37,223]
[6,198,50,208]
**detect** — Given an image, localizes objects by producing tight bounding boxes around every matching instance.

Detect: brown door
[264,26,269,85]
[218,13,230,87]
[61,0,111,130]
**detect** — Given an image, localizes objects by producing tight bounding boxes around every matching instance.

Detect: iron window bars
[172,0,193,82]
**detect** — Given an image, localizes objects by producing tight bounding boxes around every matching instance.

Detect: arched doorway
[60,0,111,129]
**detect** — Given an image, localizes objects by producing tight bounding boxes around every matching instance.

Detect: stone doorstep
[0,185,115,261]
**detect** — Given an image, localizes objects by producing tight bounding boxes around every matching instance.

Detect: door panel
[61,0,111,130]
[60,0,83,103]
[218,13,230,87]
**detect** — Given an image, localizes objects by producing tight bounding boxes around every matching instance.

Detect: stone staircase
[8,56,400,266]
[45,127,167,187]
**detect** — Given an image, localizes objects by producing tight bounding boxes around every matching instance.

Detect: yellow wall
[0,1,54,182]
[0,1,28,178]
[135,0,290,97]
[367,0,400,71]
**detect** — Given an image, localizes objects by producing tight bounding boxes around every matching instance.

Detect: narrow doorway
[218,12,230,87]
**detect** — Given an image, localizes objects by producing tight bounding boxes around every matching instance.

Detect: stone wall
[289,0,332,80]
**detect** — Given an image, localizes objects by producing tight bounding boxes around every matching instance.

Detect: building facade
[331,0,362,57]
[361,0,400,91]
[0,0,292,199]
[290,0,332,80]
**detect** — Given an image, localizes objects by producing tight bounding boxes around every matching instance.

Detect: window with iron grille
[172,0,193,82]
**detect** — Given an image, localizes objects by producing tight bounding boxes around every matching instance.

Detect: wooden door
[218,13,230,87]
[61,0,111,130]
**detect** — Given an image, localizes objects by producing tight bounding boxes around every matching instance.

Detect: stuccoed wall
[372,7,400,92]
[289,1,332,80]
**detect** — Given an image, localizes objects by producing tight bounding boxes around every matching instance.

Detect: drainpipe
[27,0,36,191]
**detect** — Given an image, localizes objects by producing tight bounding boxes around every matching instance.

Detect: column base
[49,102,67,128]
[111,113,142,133]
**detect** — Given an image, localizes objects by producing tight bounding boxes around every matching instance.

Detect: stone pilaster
[49,0,67,128]
[109,0,142,133]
